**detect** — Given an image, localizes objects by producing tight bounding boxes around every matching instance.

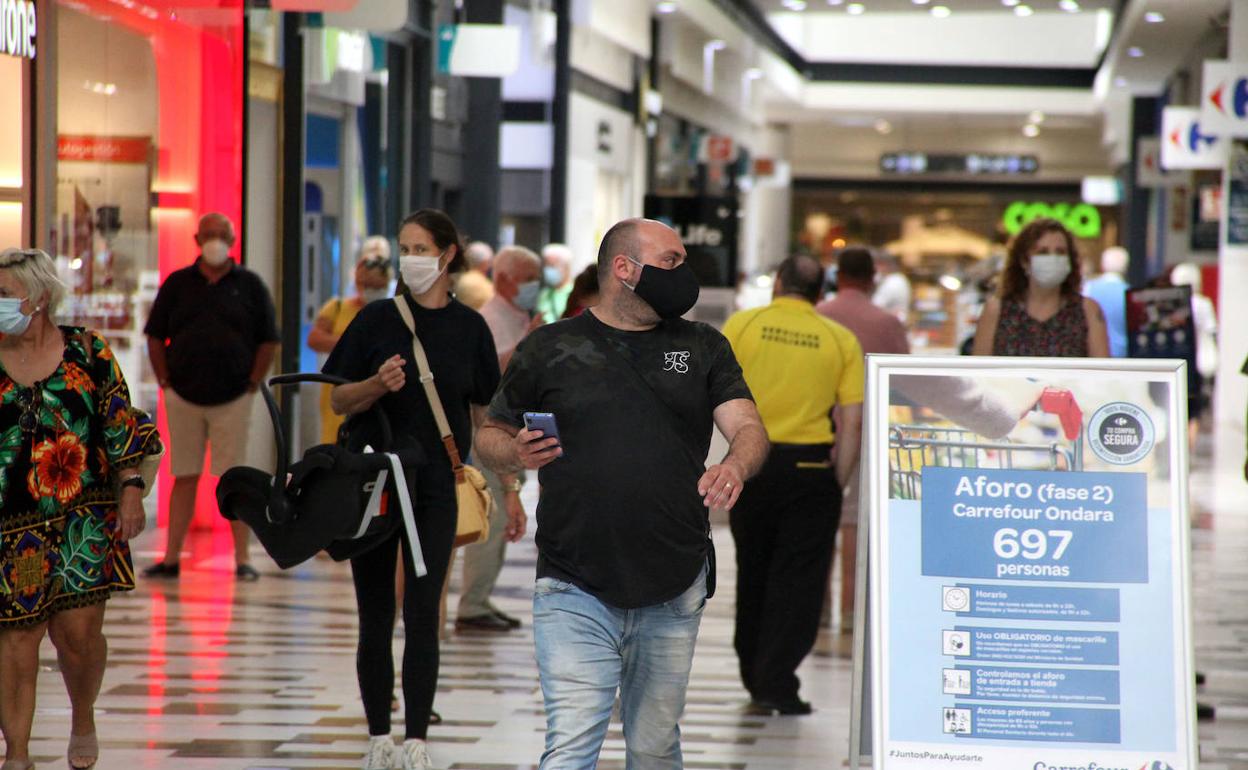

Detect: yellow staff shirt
[721,296,865,445]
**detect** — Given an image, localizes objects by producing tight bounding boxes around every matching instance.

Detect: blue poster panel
[868,360,1194,770]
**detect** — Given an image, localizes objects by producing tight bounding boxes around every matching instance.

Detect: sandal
[68,732,98,770]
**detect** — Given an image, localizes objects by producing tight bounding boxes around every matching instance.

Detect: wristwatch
[121,476,147,491]
[504,478,523,493]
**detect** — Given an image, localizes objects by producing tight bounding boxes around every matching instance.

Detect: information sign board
[860,356,1194,770]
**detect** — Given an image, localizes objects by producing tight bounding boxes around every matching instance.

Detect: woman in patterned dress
[0,248,160,770]
[973,218,1110,358]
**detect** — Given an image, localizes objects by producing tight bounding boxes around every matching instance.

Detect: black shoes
[455,610,522,632]
[142,561,180,578]
[749,697,813,716]
[235,564,261,582]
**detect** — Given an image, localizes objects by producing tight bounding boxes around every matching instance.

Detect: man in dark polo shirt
[142,213,279,581]
[476,218,769,768]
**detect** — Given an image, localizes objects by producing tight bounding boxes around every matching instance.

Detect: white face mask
[1028,253,1071,289]
[400,252,446,295]
[201,239,231,267]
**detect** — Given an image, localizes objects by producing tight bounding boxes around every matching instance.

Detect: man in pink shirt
[815,247,909,632]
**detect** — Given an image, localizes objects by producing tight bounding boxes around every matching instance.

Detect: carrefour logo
[1208,77,1248,119]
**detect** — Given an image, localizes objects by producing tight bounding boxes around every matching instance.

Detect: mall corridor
[0,426,1240,769]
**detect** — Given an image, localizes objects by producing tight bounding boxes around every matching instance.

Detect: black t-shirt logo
[663,351,691,374]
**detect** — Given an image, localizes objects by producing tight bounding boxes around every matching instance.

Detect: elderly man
[723,255,863,715]
[538,243,574,322]
[476,218,769,769]
[1083,246,1129,358]
[457,246,543,633]
[455,240,496,310]
[143,213,279,581]
[816,246,908,632]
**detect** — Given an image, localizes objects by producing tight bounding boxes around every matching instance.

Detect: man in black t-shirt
[142,213,279,582]
[476,218,769,768]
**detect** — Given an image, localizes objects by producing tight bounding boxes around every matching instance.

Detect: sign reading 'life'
[1,0,36,60]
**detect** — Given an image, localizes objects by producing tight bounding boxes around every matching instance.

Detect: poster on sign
[1201,61,1248,137]
[862,355,1194,770]
[1161,107,1228,170]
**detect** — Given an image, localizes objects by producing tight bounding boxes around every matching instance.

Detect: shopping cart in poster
[888,387,1084,500]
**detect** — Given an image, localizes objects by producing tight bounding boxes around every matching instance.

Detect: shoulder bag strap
[393,297,466,480]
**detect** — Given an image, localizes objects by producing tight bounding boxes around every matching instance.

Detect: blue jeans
[533,565,708,770]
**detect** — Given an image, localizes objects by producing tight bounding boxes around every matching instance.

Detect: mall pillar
[280,12,306,446]
[1124,96,1158,287]
[461,0,503,246]
[1215,4,1248,433]
[549,0,570,243]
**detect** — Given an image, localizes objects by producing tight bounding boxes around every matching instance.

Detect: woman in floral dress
[0,248,160,770]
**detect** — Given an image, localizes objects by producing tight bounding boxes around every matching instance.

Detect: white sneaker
[362,735,397,770]
[401,738,435,770]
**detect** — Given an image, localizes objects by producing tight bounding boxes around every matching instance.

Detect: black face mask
[626,259,701,319]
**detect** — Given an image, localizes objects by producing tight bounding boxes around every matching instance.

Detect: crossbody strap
[393,297,466,481]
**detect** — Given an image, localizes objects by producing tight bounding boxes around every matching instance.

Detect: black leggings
[350,478,455,739]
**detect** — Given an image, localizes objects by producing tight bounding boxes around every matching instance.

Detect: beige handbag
[393,298,492,547]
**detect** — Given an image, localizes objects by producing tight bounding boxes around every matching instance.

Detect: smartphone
[522,412,563,456]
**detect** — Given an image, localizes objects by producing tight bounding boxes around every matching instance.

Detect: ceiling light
[912,0,930,4]
[875,119,893,134]
[1058,0,1079,11]
[827,0,844,5]
[846,2,864,13]
[705,39,726,51]
[745,67,765,80]
[781,0,806,9]
[1014,4,1033,16]
[1144,11,1164,23]
[1114,76,1128,87]
[655,0,676,11]
[939,275,963,291]
[931,5,951,17]
[1028,110,1044,124]
[1001,0,1019,6]
[1128,46,1143,58]
[1022,124,1040,138]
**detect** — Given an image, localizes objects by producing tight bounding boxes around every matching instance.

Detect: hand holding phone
[519,412,564,469]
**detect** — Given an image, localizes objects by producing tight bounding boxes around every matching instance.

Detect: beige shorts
[164,389,255,477]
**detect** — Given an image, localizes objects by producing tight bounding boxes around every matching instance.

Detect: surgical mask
[201,239,231,267]
[543,265,563,287]
[514,280,541,312]
[1028,253,1071,289]
[400,252,446,295]
[625,257,700,320]
[360,286,390,303]
[0,297,32,336]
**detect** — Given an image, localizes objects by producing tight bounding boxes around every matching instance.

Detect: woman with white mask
[973,218,1109,358]
[322,210,504,770]
[307,237,395,445]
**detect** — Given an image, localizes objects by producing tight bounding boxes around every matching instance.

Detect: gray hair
[542,243,573,267]
[493,245,541,279]
[464,241,495,268]
[0,248,68,316]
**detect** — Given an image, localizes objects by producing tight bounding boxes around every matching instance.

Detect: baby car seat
[216,373,427,571]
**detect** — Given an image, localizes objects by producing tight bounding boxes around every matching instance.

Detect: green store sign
[1003,201,1102,239]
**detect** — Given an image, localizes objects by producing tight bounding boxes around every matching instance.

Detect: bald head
[196,212,235,246]
[775,255,823,303]
[1101,246,1128,275]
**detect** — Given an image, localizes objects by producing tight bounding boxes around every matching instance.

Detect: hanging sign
[1161,107,1228,170]
[856,356,1195,770]
[437,24,520,78]
[0,0,36,60]
[1200,60,1248,138]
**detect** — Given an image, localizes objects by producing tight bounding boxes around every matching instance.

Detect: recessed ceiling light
[846,2,865,13]
[1114,76,1128,87]
[1022,124,1040,138]
[1029,110,1045,124]
[1144,11,1164,23]
[827,0,843,5]
[1014,4,1033,16]
[655,0,676,12]
[1128,46,1143,58]
[912,0,930,5]
[1001,0,1019,6]
[875,119,893,134]
[1058,0,1079,11]
[781,0,806,9]
[931,5,951,17]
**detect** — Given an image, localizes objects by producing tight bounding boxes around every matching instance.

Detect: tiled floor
[9,425,1248,769]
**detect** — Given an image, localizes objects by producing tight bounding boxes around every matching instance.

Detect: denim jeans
[533,564,708,770]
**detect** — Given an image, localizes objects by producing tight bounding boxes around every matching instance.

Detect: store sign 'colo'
[0,0,36,60]
[1003,201,1102,239]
